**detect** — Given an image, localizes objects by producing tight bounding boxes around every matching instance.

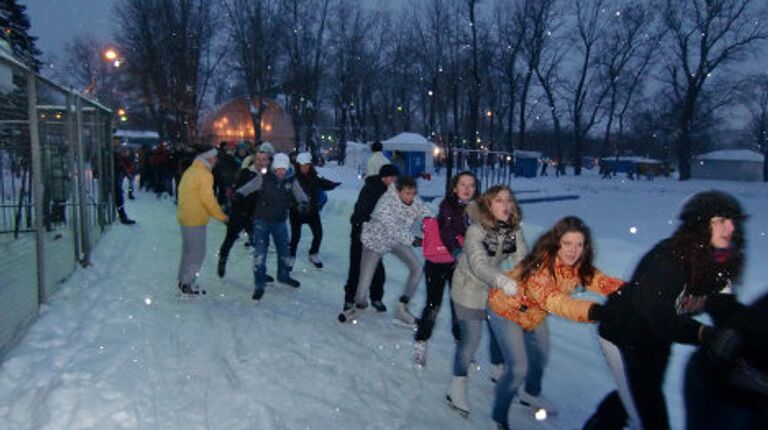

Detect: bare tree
[116,0,221,144]
[328,0,373,164]
[222,0,284,143]
[517,0,556,151]
[599,3,662,159]
[281,0,331,154]
[493,0,525,151]
[566,0,613,175]
[660,0,768,180]
[737,73,768,181]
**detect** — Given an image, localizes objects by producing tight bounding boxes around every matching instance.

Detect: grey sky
[22,0,117,59]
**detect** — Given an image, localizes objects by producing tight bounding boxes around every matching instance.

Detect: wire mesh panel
[0,52,114,359]
[36,78,76,294]
[0,61,38,356]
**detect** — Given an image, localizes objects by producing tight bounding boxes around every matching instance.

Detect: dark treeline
[53,0,768,180]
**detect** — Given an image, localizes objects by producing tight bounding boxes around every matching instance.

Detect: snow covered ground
[0,165,766,430]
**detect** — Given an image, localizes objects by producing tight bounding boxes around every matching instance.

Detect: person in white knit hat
[289,152,340,268]
[237,153,307,300]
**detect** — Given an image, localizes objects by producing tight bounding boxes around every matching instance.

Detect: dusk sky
[23,0,117,59]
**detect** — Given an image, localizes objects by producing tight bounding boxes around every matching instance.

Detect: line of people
[171,142,764,429]
[175,143,339,299]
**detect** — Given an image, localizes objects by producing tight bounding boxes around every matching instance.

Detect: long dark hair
[518,216,596,286]
[447,171,479,200]
[672,220,745,295]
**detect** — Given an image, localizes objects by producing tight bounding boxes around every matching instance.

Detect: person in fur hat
[584,190,747,430]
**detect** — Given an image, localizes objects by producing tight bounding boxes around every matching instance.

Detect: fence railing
[0,48,115,359]
[445,148,517,193]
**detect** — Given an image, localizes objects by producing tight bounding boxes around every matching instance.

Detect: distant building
[199,97,295,152]
[113,129,160,148]
[692,149,764,182]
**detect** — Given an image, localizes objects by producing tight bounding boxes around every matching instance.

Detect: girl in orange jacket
[486,216,623,429]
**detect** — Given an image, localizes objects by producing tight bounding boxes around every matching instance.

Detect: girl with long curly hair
[586,190,747,430]
[487,216,624,429]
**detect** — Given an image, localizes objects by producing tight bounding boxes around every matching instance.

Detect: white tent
[382,132,437,175]
[692,149,764,182]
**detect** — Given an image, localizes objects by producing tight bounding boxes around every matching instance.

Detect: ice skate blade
[444,396,469,418]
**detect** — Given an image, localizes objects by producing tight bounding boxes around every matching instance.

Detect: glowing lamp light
[486,110,493,118]
[433,147,441,157]
[117,108,126,116]
[104,49,118,61]
[534,409,547,421]
[629,226,638,234]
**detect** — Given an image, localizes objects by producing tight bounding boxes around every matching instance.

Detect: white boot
[446,376,470,417]
[516,388,558,415]
[413,341,428,366]
[490,363,504,383]
[308,254,323,268]
[393,302,417,328]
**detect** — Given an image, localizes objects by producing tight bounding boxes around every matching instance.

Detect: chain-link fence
[0,49,115,358]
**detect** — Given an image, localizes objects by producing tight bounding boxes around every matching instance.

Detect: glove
[702,327,743,362]
[588,303,616,322]
[497,276,517,296]
[412,237,423,247]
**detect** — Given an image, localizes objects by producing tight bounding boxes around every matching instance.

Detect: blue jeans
[452,316,504,377]
[454,319,483,377]
[252,220,291,290]
[488,311,549,424]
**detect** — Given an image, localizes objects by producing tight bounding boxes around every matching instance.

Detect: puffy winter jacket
[488,257,623,331]
[599,239,736,354]
[177,160,227,226]
[237,170,307,223]
[365,152,390,178]
[350,176,388,226]
[450,201,527,312]
[361,184,431,254]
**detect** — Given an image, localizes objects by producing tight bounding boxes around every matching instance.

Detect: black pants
[218,211,251,261]
[344,223,384,304]
[289,210,323,257]
[587,342,670,430]
[415,261,460,342]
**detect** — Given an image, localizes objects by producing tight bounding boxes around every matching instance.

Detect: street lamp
[103,48,121,67]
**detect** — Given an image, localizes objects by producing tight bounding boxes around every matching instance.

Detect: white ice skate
[514,389,558,419]
[412,341,428,366]
[392,302,417,329]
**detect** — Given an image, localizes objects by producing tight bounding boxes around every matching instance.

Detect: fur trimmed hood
[465,200,495,230]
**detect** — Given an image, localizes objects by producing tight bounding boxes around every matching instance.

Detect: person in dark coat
[216,148,273,279]
[684,290,768,430]
[341,164,399,312]
[212,142,241,213]
[237,153,307,301]
[114,147,136,225]
[584,190,747,430]
[412,171,477,366]
[289,152,340,269]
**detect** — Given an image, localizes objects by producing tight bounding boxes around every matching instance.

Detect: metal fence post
[75,97,91,266]
[26,72,46,304]
[66,92,81,261]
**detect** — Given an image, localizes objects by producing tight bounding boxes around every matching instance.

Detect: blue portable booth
[382,132,436,177]
[513,150,541,178]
